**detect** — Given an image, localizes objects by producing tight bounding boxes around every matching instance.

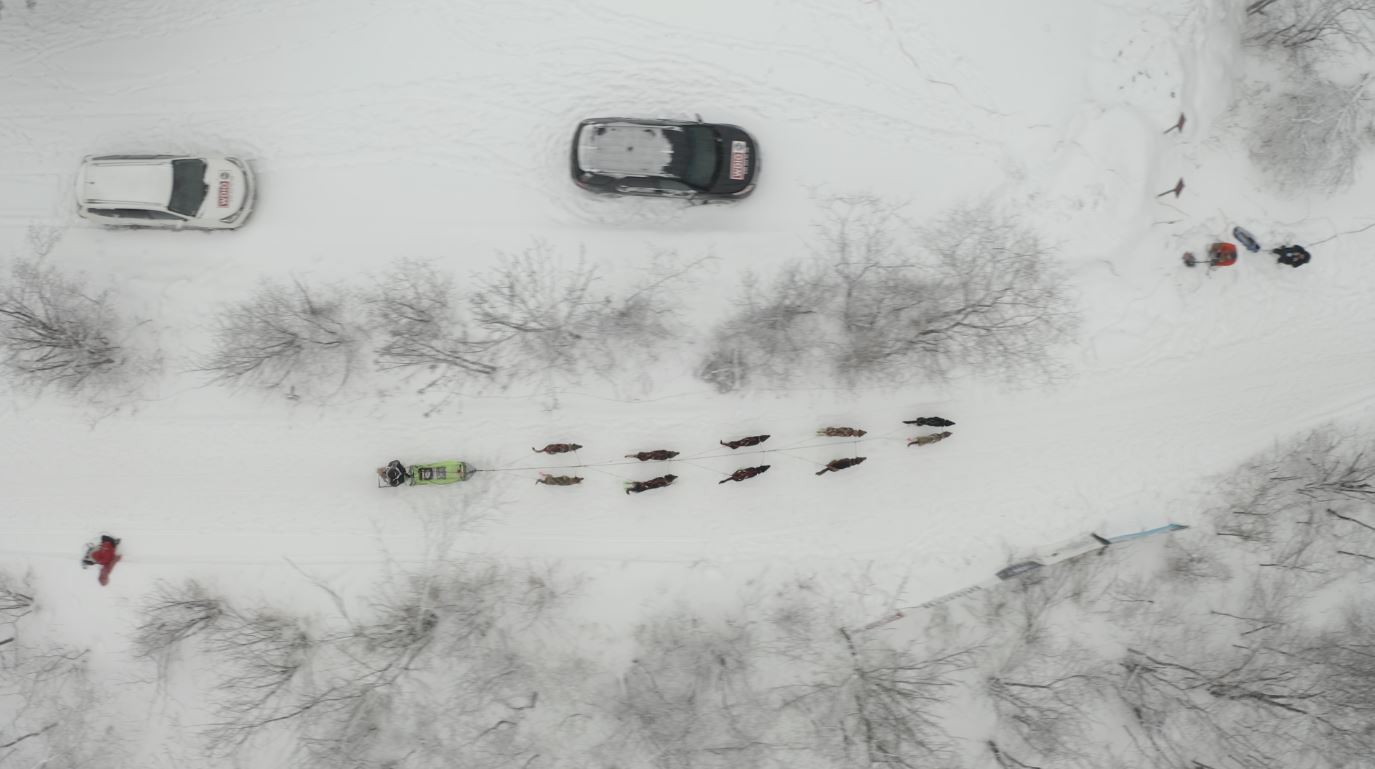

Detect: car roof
[577,122,684,179]
[79,161,175,208]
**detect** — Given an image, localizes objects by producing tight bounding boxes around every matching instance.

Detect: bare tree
[198,277,360,398]
[841,201,1076,383]
[0,572,32,642]
[0,259,130,395]
[292,565,570,769]
[1116,633,1355,769]
[201,609,314,754]
[697,262,833,393]
[603,609,777,769]
[0,572,101,768]
[1288,601,1375,761]
[807,628,968,768]
[0,642,97,767]
[192,562,578,769]
[763,582,971,769]
[1160,536,1233,583]
[1249,72,1375,193]
[1210,427,1375,578]
[1246,0,1375,53]
[1093,428,1375,768]
[983,641,1108,769]
[965,557,1116,769]
[133,579,227,660]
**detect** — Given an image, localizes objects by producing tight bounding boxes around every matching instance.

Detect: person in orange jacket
[82,535,122,586]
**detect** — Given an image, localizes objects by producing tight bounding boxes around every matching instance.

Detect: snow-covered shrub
[0,637,100,767]
[696,263,832,392]
[697,198,1077,390]
[1161,537,1231,583]
[1209,427,1375,577]
[605,610,770,769]
[983,640,1110,769]
[470,244,686,389]
[196,562,578,769]
[0,571,33,638]
[1249,72,1375,193]
[367,260,499,390]
[201,609,314,754]
[198,277,361,399]
[132,579,226,659]
[0,570,109,766]
[860,202,1076,384]
[370,247,691,397]
[0,259,134,396]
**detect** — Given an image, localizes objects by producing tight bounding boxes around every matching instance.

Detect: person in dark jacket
[625,450,679,461]
[815,457,867,476]
[1273,245,1311,268]
[82,535,122,586]
[719,465,771,484]
[907,431,953,447]
[536,473,584,486]
[720,434,770,450]
[377,459,409,487]
[903,417,955,427]
[817,427,866,437]
[626,474,678,494]
[533,443,583,455]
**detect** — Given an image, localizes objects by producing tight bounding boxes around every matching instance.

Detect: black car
[571,117,758,200]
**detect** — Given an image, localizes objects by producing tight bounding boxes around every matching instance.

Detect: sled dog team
[420,416,955,494]
[88,417,957,585]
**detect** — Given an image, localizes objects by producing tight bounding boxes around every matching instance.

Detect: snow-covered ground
[3,0,1375,764]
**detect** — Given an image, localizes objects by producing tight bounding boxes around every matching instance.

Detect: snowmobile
[377,460,475,487]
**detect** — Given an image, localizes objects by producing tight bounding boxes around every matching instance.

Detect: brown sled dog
[626,474,678,494]
[719,465,770,484]
[816,457,867,475]
[903,417,955,427]
[721,434,770,450]
[533,443,582,454]
[536,473,584,486]
[625,450,679,461]
[907,431,952,447]
[817,427,866,438]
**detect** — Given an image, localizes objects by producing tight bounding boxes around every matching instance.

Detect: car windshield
[167,159,208,217]
[676,126,719,190]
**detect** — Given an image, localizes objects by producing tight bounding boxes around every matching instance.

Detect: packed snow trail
[1,0,1374,621]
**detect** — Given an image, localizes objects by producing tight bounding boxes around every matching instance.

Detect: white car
[77,154,255,229]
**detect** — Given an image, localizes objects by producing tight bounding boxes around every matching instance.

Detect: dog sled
[377,459,475,487]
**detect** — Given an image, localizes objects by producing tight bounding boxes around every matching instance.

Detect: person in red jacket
[82,535,122,586]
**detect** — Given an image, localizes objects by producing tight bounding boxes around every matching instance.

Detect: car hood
[201,158,250,220]
[78,163,172,207]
